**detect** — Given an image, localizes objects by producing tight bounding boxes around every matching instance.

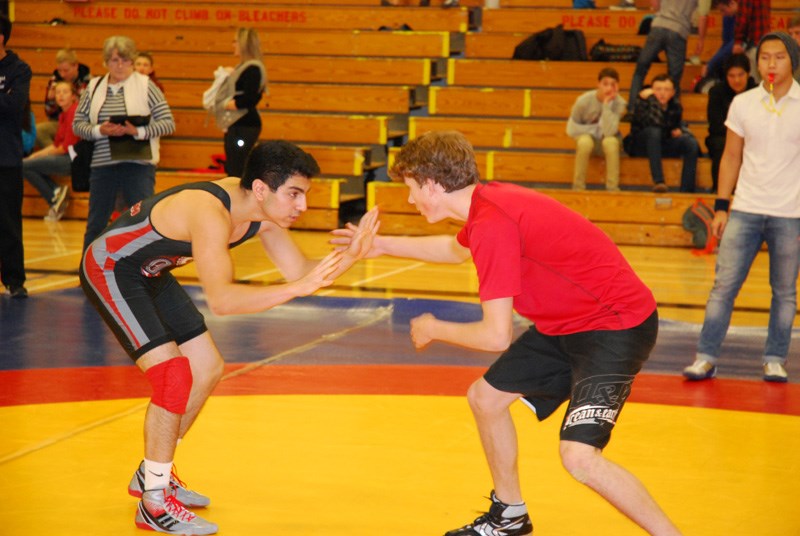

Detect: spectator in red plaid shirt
[731,0,770,82]
[732,0,770,53]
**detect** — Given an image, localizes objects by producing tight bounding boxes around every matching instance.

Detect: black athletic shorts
[483,310,658,449]
[80,261,207,361]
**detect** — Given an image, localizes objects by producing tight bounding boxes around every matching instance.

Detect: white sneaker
[43,206,58,222]
[683,359,716,381]
[135,488,218,534]
[763,362,788,383]
[51,185,69,220]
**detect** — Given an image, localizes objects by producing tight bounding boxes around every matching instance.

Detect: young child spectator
[705,53,755,193]
[23,80,79,221]
[134,52,165,94]
[36,48,90,148]
[624,74,700,193]
[566,67,626,191]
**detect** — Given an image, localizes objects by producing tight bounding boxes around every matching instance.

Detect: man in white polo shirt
[684,31,800,383]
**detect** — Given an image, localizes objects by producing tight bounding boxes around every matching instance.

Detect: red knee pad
[145,356,193,414]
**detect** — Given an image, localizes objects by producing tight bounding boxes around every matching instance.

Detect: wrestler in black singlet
[80,182,261,360]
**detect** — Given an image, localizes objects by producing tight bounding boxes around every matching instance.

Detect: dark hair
[240,140,320,191]
[0,14,11,47]
[389,131,480,192]
[597,67,619,82]
[723,52,751,75]
[136,51,154,64]
[651,73,674,86]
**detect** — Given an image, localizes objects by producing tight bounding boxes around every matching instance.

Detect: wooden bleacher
[479,8,797,35]
[447,58,703,91]
[368,182,715,247]
[429,86,707,120]
[21,48,442,87]
[23,174,344,230]
[169,110,406,145]
[29,78,424,116]
[408,116,707,155]
[158,141,386,178]
[17,0,741,244]
[465,32,718,60]
[499,0,796,7]
[387,146,712,191]
[15,2,473,32]
[13,25,459,59]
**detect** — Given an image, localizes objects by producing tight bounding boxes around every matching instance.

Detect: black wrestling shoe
[445,491,533,536]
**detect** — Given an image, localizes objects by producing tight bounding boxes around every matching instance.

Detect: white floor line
[1,306,392,464]
[318,261,427,296]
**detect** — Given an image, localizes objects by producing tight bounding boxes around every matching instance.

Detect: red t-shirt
[456,182,656,335]
[54,101,80,151]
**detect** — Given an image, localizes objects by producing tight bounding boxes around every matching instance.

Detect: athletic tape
[145,356,193,414]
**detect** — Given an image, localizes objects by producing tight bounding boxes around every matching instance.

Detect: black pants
[705,134,725,194]
[0,165,25,288]
[224,123,262,179]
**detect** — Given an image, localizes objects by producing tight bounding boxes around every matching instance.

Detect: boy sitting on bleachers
[566,67,626,192]
[624,74,700,193]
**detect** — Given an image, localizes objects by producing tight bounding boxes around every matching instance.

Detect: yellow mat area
[2,395,799,535]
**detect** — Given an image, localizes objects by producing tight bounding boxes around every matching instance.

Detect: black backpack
[512,25,587,61]
[589,39,642,62]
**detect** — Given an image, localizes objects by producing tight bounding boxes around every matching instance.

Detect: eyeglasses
[107,56,133,65]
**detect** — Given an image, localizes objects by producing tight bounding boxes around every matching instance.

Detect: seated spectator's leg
[601,136,621,191]
[663,133,699,193]
[706,40,734,81]
[664,32,688,102]
[573,134,594,191]
[638,126,666,187]
[629,29,668,112]
[23,156,61,205]
[35,120,58,149]
[705,135,726,193]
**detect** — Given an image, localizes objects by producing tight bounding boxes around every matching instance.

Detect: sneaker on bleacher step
[683,359,716,381]
[135,488,218,535]
[129,461,210,508]
[763,362,788,383]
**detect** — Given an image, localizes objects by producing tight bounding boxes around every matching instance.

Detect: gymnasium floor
[1,219,799,535]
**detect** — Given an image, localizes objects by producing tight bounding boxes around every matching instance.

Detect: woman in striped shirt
[73,35,175,251]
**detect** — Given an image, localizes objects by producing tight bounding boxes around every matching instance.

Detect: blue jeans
[697,211,800,364]
[627,126,699,191]
[83,162,155,251]
[628,27,687,111]
[23,153,71,205]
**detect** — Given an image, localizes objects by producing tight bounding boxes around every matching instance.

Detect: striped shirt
[73,78,175,167]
